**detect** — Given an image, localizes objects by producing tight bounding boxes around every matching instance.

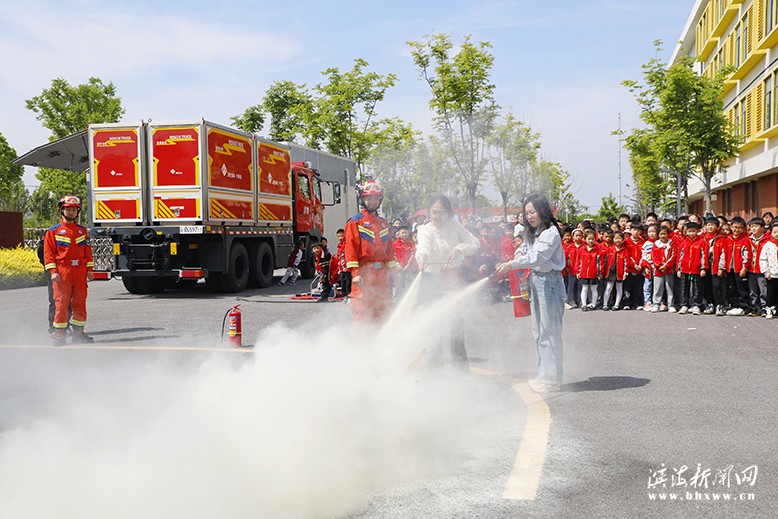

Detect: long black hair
[522,193,562,245]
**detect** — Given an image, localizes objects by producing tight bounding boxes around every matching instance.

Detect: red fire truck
[18,120,357,294]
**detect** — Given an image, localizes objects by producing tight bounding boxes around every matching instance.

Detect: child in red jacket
[565,228,583,308]
[624,223,646,310]
[650,226,676,312]
[748,217,771,315]
[726,217,751,315]
[603,231,631,310]
[677,221,708,314]
[577,229,603,311]
[393,225,417,300]
[703,217,731,316]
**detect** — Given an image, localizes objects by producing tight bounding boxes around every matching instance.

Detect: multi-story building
[672,0,778,218]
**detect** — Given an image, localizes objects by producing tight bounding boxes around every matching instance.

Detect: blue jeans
[529,271,566,385]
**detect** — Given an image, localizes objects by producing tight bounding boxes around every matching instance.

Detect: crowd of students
[302,209,778,320]
[560,212,778,318]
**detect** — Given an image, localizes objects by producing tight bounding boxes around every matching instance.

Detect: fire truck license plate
[179,226,204,234]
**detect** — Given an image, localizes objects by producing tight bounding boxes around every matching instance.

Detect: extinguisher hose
[220,307,232,342]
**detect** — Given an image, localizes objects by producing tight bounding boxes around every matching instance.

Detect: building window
[769,0,777,35]
[765,77,773,129]
[751,180,759,214]
[736,22,742,67]
[740,101,748,140]
[742,13,749,63]
[745,182,750,216]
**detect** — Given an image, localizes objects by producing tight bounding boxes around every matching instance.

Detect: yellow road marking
[470,367,552,501]
[0,344,254,353]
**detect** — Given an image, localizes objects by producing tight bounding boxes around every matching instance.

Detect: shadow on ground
[562,376,651,392]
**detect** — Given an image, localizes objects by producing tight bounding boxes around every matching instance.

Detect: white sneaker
[691,306,701,315]
[678,306,688,315]
[651,305,659,313]
[726,307,745,316]
[659,303,668,312]
[643,303,652,312]
[668,306,677,313]
[564,302,573,310]
[767,307,775,320]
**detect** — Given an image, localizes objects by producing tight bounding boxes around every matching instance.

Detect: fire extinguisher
[508,269,531,318]
[222,304,242,347]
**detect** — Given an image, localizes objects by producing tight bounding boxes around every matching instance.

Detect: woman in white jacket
[415,195,480,368]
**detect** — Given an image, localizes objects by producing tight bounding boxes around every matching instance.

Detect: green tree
[487,113,540,219]
[409,34,499,215]
[622,41,739,214]
[363,118,418,218]
[531,160,584,223]
[0,132,29,212]
[25,77,125,222]
[308,59,397,173]
[596,193,627,221]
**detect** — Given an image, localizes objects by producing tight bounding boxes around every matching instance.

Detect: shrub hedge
[0,247,46,289]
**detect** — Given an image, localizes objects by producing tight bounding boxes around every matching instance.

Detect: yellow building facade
[673,0,778,218]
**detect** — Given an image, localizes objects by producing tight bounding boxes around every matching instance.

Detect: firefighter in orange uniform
[344,180,396,322]
[43,195,95,345]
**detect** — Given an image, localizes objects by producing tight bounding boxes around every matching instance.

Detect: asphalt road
[0,275,775,518]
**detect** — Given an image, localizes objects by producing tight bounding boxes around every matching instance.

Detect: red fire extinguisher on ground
[223,304,242,347]
[508,269,531,318]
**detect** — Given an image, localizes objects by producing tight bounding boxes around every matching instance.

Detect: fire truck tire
[298,239,317,279]
[220,242,250,293]
[121,276,144,294]
[138,277,166,294]
[248,241,274,288]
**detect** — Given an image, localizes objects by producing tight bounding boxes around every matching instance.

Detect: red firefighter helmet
[58,195,81,209]
[358,179,384,211]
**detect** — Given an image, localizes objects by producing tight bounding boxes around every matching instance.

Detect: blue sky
[0,0,692,211]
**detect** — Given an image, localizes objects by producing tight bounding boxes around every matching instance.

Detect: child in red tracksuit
[335,228,351,297]
[747,217,771,315]
[677,221,708,314]
[727,217,751,315]
[577,229,603,311]
[650,226,676,312]
[625,224,646,309]
[565,228,583,308]
[704,217,731,316]
[603,230,630,310]
[393,225,417,300]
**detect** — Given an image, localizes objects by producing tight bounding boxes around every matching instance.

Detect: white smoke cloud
[0,281,503,519]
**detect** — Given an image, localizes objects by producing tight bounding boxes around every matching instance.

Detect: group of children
[562,212,778,318]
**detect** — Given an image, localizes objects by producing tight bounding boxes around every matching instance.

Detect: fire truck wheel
[121,276,144,294]
[248,241,274,288]
[220,242,250,293]
[298,239,317,279]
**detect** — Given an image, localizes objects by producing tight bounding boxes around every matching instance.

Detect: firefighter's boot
[52,330,67,346]
[70,326,94,344]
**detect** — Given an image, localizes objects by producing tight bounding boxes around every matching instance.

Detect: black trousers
[748,273,768,311]
[729,272,750,310]
[339,271,352,296]
[681,274,704,308]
